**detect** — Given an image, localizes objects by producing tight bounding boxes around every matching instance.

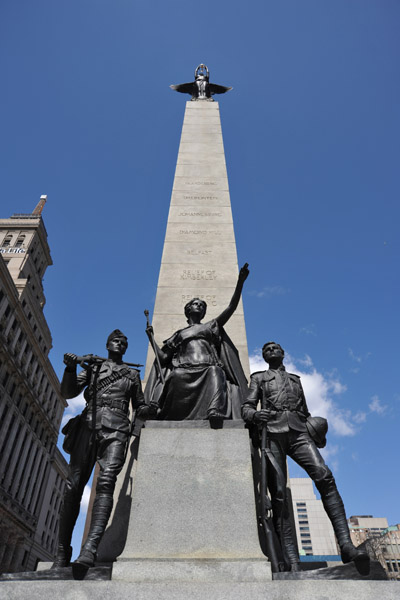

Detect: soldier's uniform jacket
[242,367,310,433]
[61,360,145,434]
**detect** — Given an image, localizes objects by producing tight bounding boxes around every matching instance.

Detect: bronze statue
[170,63,232,101]
[242,342,370,572]
[52,330,154,572]
[145,264,249,424]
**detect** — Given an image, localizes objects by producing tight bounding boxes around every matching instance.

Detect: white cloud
[249,351,358,437]
[61,391,86,427]
[299,325,317,337]
[369,395,387,415]
[247,285,289,299]
[296,354,313,368]
[320,444,340,472]
[348,348,362,363]
[354,411,367,423]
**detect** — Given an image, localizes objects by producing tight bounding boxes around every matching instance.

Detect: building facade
[0,198,68,573]
[290,477,339,558]
[349,516,400,580]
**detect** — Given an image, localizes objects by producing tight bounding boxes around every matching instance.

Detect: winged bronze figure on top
[170,64,232,101]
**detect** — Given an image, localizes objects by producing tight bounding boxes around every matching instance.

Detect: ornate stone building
[0,197,68,572]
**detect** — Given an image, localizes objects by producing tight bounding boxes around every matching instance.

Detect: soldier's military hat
[107,329,128,345]
[306,416,328,448]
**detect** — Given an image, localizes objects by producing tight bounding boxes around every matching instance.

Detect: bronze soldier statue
[53,329,154,571]
[242,341,369,572]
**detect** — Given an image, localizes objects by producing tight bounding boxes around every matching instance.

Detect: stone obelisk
[143,98,249,382]
[98,68,270,583]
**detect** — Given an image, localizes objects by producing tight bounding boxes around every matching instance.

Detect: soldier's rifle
[74,354,143,369]
[259,403,286,573]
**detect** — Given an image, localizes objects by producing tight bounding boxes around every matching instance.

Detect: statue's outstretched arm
[216,263,249,328]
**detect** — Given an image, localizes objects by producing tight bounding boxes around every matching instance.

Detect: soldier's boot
[273,507,300,572]
[52,544,73,569]
[51,498,80,569]
[322,491,369,566]
[74,494,113,569]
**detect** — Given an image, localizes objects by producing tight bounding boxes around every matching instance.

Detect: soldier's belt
[100,398,129,412]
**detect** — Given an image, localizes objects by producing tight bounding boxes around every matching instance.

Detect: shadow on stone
[0,565,112,581]
[96,435,140,562]
[272,559,387,581]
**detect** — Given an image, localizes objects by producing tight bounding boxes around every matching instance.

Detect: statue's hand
[146,325,154,340]
[63,353,78,370]
[136,404,157,420]
[254,409,271,423]
[238,262,249,283]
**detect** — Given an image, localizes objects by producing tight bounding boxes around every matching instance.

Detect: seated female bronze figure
[145,264,249,424]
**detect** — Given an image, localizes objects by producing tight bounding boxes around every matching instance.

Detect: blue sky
[1,0,399,556]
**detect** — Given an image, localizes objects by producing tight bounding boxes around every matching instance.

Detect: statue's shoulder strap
[250,370,265,380]
[124,367,140,381]
[288,372,301,381]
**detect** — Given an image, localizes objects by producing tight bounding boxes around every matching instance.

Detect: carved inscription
[182,294,217,307]
[183,196,218,201]
[178,211,222,217]
[186,249,212,255]
[181,270,216,281]
[185,181,216,186]
[179,230,221,235]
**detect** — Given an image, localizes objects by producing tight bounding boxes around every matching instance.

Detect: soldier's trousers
[58,420,128,552]
[266,430,352,564]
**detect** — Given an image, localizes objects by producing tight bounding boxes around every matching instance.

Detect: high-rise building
[290,477,339,558]
[0,198,68,573]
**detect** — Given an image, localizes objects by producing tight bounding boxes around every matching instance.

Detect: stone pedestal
[111,422,271,583]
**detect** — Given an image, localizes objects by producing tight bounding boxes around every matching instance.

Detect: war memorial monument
[0,65,395,599]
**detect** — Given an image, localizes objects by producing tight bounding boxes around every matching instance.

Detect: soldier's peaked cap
[107,329,128,345]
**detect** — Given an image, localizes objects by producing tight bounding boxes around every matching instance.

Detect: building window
[302,546,313,551]
[0,414,15,456]
[299,527,310,531]
[297,508,307,513]
[2,234,12,247]
[299,520,309,525]
[15,235,26,247]
[296,502,306,506]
